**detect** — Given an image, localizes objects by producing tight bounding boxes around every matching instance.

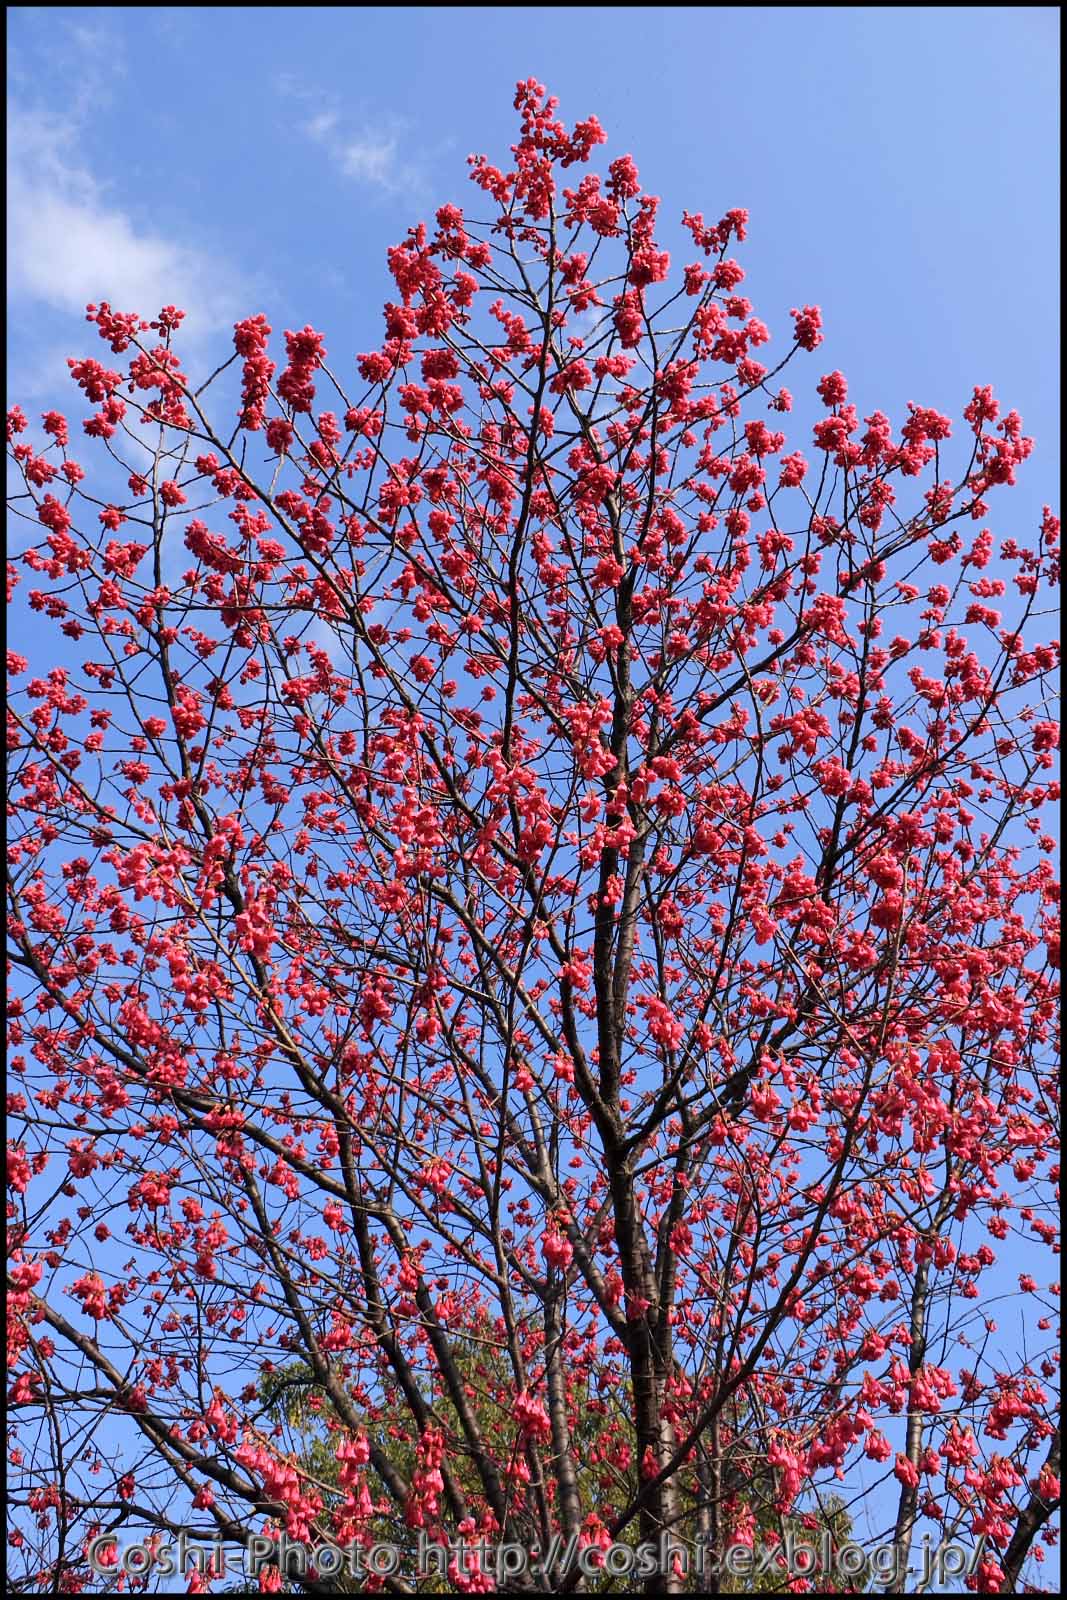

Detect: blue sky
[7,3,1061,550]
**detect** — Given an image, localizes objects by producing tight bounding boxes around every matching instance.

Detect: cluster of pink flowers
[234,314,275,430]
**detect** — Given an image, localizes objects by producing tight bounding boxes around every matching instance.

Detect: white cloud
[7,107,245,344]
[305,110,340,141]
[338,134,402,187]
[305,113,423,197]
[279,76,425,198]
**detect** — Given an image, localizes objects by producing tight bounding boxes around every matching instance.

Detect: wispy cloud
[279,77,427,198]
[305,114,425,198]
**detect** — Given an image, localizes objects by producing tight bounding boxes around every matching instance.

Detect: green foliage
[254,1362,867,1593]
